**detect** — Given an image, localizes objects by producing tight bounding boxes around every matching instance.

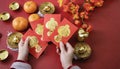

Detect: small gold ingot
[9,2,20,10]
[78,28,89,41]
[74,42,92,61]
[0,50,9,61]
[0,12,10,21]
[7,32,23,50]
[39,2,55,14]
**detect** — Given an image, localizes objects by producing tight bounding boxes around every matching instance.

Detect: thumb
[66,42,74,53]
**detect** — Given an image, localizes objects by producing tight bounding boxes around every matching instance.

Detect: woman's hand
[57,42,74,69]
[17,37,30,61]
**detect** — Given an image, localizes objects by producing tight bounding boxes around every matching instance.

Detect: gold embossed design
[54,35,62,43]
[35,24,44,35]
[58,25,70,37]
[29,36,38,48]
[35,44,42,53]
[46,18,58,31]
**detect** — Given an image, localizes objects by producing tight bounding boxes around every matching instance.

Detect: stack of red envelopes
[23,14,78,58]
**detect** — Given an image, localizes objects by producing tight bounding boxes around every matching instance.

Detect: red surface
[0,0,120,69]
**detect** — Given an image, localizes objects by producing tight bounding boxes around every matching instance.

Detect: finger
[66,42,74,53]
[24,37,30,47]
[56,47,60,55]
[18,39,24,47]
[59,41,66,53]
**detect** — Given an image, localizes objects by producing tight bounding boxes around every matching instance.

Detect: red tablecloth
[0,0,120,69]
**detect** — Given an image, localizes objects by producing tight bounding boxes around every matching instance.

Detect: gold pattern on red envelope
[54,35,62,42]
[29,36,39,48]
[54,24,70,43]
[50,18,78,46]
[30,18,44,36]
[22,29,48,59]
[58,24,70,37]
[43,14,61,41]
[46,18,58,36]
[35,24,44,35]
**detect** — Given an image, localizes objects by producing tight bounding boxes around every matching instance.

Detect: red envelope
[30,18,44,37]
[50,18,78,46]
[43,14,61,41]
[22,29,48,59]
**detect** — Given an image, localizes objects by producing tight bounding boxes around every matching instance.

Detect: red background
[0,0,120,69]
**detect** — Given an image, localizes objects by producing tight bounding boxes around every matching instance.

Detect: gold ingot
[9,2,20,11]
[54,35,62,43]
[39,2,55,14]
[7,32,23,51]
[74,42,92,61]
[35,24,44,35]
[78,28,89,41]
[0,12,10,21]
[29,36,39,48]
[0,50,9,61]
[58,25,70,37]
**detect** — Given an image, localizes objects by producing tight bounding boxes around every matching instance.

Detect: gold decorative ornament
[9,2,20,10]
[0,12,10,21]
[54,35,62,42]
[74,42,92,61]
[35,24,44,35]
[29,36,39,48]
[39,2,55,15]
[58,24,70,37]
[78,28,89,41]
[7,32,23,51]
[0,50,9,61]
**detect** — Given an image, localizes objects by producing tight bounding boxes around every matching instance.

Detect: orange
[23,1,37,13]
[28,14,40,22]
[12,17,28,31]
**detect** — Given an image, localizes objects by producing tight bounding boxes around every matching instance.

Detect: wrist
[17,55,28,61]
[67,65,81,69]
[63,63,72,69]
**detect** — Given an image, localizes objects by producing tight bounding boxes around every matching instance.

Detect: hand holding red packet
[22,29,48,59]
[50,18,78,46]
[43,14,61,41]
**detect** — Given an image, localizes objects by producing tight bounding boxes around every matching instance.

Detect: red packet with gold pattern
[30,18,44,38]
[22,29,48,59]
[50,18,78,46]
[43,14,61,41]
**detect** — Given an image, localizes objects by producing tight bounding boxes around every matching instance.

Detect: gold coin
[54,35,62,42]
[7,32,23,50]
[35,24,44,35]
[74,42,92,61]
[0,50,9,61]
[35,44,42,53]
[58,25,70,37]
[29,36,38,48]
[0,12,10,21]
[9,2,20,10]
[46,18,58,31]
[39,2,55,14]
